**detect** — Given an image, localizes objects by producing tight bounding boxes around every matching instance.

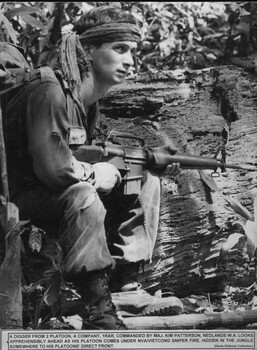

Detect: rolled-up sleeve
[25,82,90,189]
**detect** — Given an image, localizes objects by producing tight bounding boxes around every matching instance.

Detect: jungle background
[1,2,256,72]
[1,1,257,330]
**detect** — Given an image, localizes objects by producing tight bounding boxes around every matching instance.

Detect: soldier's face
[89,41,138,87]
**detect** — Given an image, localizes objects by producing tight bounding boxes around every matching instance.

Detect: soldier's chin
[113,76,126,85]
[117,71,127,78]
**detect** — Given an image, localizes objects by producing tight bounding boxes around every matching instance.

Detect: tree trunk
[0,97,22,328]
[0,203,22,328]
[98,65,257,297]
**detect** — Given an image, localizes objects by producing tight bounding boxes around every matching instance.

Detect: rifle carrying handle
[107,131,145,147]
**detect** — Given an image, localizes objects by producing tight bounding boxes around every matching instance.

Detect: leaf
[219,233,245,261]
[40,238,63,269]
[229,3,240,12]
[2,15,18,44]
[44,2,56,16]
[20,14,46,30]
[46,15,55,32]
[198,170,221,193]
[161,10,174,20]
[206,53,217,60]
[188,15,195,30]
[80,2,95,14]
[239,8,251,17]
[28,225,44,252]
[245,220,257,261]
[43,270,61,307]
[223,195,254,221]
[4,5,41,19]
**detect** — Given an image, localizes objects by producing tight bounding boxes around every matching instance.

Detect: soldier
[11,5,180,329]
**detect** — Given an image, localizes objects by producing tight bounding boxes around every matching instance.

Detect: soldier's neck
[79,73,110,111]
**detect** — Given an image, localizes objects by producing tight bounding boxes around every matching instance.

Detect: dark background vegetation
[1,1,257,72]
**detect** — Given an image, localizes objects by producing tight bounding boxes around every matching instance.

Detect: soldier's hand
[150,144,181,177]
[93,162,122,194]
[151,162,181,177]
[159,162,180,176]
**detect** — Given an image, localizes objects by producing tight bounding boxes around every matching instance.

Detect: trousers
[13,171,161,281]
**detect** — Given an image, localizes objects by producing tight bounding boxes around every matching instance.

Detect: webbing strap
[0,68,41,96]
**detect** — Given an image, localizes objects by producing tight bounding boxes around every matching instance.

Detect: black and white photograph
[0,1,257,349]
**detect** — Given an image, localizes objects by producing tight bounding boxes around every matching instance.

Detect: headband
[79,22,141,43]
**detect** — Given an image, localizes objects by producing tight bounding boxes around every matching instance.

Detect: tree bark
[99,65,257,297]
[0,206,22,329]
[0,98,22,328]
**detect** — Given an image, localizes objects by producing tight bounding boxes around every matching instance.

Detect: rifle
[73,131,256,195]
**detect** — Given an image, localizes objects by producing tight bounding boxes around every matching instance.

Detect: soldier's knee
[60,182,104,213]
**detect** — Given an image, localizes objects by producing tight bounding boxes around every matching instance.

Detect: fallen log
[43,298,257,330]
[43,291,257,331]
[123,309,257,330]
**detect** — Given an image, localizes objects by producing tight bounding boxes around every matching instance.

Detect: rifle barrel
[225,163,257,171]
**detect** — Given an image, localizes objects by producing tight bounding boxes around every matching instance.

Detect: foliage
[200,170,257,265]
[136,2,257,71]
[0,2,256,71]
[219,194,257,266]
[135,2,229,70]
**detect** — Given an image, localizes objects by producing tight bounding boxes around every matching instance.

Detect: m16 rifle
[74,131,256,195]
